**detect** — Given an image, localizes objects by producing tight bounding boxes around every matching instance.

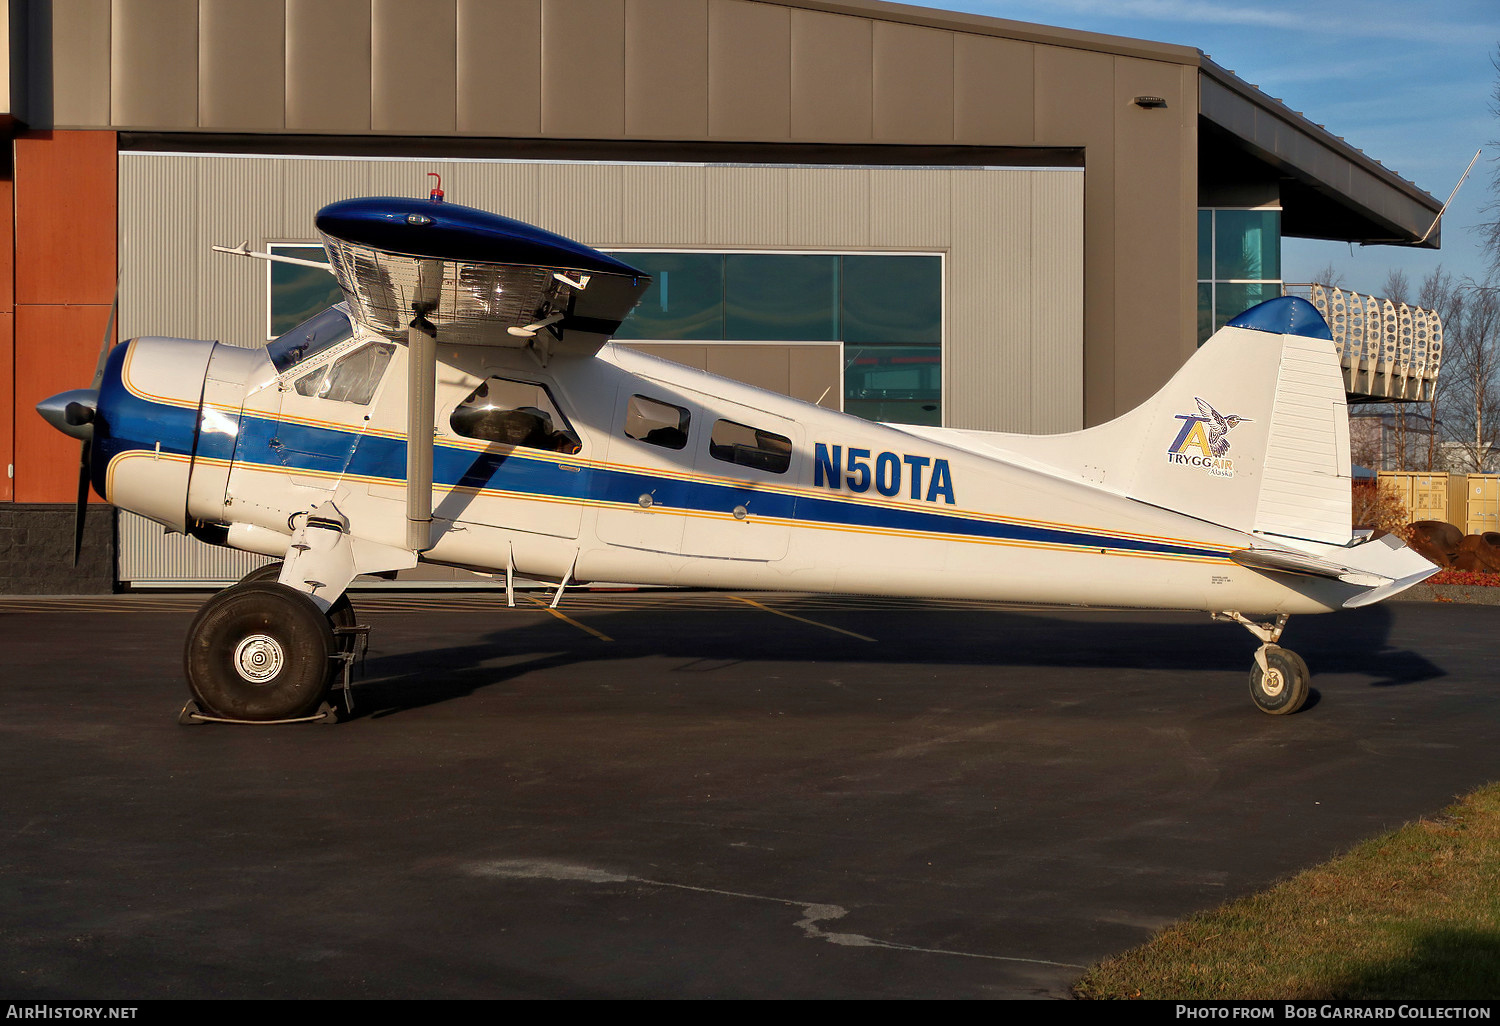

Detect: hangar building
[0,0,1442,592]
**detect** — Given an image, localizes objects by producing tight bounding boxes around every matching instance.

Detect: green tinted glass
[613,252,724,340]
[1198,210,1213,280]
[269,245,343,337]
[725,254,840,341]
[1213,209,1280,281]
[1215,281,1278,329]
[841,255,942,345]
[844,344,942,397]
[1198,282,1214,345]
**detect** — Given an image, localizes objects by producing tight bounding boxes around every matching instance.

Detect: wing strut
[405,258,443,553]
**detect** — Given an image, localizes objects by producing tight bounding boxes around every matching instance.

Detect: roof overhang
[1199,57,1441,248]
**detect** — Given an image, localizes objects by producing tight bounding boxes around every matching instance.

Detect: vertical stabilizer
[905,297,1353,545]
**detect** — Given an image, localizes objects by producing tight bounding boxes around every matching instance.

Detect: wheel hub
[1262,665,1285,698]
[233,634,285,683]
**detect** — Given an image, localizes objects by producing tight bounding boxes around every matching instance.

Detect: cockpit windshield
[267,305,355,373]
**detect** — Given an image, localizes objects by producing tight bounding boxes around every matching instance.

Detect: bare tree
[1419,266,1460,471]
[1311,261,1347,288]
[1439,279,1500,472]
[1481,47,1500,275]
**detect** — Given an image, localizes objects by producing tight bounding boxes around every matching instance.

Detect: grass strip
[1074,783,1500,1000]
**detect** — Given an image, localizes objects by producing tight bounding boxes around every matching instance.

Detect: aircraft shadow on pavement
[344,601,1445,720]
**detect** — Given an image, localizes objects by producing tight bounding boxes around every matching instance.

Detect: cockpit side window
[268,305,355,373]
[450,378,582,454]
[293,341,395,405]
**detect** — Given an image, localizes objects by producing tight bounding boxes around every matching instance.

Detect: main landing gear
[1213,611,1311,715]
[181,562,367,723]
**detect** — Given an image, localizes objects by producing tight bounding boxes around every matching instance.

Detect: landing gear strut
[1213,611,1311,715]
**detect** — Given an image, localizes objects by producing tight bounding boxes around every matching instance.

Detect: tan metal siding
[372,0,458,134]
[111,0,197,129]
[199,0,286,132]
[704,166,792,245]
[456,0,542,136]
[952,33,1033,143]
[286,0,371,132]
[624,0,709,139]
[785,168,870,248]
[707,0,790,140]
[541,0,625,138]
[1034,45,1114,426]
[872,20,953,144]
[119,511,270,583]
[196,158,285,345]
[789,8,871,141]
[1028,170,1085,433]
[1112,56,1196,411]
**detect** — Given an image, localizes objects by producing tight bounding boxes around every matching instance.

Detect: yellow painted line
[730,595,876,642]
[522,596,613,641]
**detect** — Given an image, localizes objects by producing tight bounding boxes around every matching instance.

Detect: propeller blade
[73,439,91,567]
[73,275,119,565]
[89,276,121,390]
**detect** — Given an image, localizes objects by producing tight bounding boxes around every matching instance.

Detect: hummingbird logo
[1166,397,1251,477]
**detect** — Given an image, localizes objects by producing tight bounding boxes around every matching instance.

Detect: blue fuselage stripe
[100,392,1229,562]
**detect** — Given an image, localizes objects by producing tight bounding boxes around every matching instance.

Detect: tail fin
[926,297,1354,544]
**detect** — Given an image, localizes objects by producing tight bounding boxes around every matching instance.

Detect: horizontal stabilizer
[1230,548,1387,588]
[1343,566,1443,609]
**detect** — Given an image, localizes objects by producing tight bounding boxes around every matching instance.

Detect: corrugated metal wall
[116,151,1081,584]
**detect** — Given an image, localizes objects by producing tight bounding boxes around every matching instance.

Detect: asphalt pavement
[1,591,1496,999]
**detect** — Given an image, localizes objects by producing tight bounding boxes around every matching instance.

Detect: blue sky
[905,0,1498,297]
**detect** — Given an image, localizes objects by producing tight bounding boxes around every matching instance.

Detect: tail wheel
[1249,645,1310,716]
[184,581,335,721]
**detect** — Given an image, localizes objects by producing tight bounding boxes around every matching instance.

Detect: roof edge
[749,0,1201,65]
[1199,56,1442,246]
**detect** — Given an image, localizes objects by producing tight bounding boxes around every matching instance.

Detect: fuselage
[89,307,1354,616]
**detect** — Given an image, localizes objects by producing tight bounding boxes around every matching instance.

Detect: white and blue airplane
[37,193,1438,722]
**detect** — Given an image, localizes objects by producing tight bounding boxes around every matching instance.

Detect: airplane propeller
[34,283,118,565]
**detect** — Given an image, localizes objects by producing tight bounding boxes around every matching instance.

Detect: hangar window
[709,420,792,474]
[1198,209,1282,343]
[451,378,582,454]
[267,243,344,339]
[624,395,691,450]
[611,252,942,427]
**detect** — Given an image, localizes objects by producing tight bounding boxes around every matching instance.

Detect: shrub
[1351,480,1409,537]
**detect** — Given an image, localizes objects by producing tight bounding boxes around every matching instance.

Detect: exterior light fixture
[1134,96,1168,108]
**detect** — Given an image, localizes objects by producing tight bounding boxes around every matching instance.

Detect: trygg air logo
[1166,398,1251,478]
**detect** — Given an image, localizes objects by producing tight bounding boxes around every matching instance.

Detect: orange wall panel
[0,170,14,310]
[13,304,114,503]
[0,312,13,501]
[14,131,117,307]
[1,168,12,501]
[12,130,118,503]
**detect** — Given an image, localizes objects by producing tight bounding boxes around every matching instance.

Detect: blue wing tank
[314,196,649,354]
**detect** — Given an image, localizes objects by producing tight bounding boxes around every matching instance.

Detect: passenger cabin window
[624,395,690,450]
[293,341,395,405]
[451,378,581,454]
[709,419,792,474]
[268,305,355,372]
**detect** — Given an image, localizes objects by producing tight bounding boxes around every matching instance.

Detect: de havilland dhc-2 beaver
[36,187,1438,722]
